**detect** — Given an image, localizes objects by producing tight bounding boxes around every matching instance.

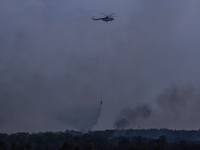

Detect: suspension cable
[100,22,108,102]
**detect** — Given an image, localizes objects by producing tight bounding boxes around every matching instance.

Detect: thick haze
[1,0,200,133]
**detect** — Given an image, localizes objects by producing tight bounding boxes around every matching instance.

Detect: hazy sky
[1,0,200,133]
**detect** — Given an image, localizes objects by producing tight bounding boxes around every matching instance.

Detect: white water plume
[55,103,102,132]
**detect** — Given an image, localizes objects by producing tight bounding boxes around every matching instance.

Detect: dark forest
[1,129,200,150]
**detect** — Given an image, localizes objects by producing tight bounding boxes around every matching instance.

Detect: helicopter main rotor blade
[100,12,107,16]
[108,13,115,16]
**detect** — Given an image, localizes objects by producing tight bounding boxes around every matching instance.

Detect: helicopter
[92,12,117,22]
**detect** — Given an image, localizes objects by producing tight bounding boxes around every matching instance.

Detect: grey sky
[1,0,200,133]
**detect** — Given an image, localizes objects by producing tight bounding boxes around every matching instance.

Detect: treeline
[1,129,200,150]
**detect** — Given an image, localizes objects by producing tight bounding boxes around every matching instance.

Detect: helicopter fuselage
[102,17,114,22]
[93,16,114,22]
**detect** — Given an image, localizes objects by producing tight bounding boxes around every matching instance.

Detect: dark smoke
[114,104,152,129]
[156,83,195,113]
[114,83,200,130]
[153,83,197,129]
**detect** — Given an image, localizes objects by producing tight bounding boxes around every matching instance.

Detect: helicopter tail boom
[92,16,103,21]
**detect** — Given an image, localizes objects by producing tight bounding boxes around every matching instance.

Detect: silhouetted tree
[0,141,7,150]
[10,142,17,150]
[25,143,32,150]
[74,146,80,150]
[59,141,74,150]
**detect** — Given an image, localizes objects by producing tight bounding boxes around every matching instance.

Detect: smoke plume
[153,83,197,129]
[114,104,151,129]
[114,83,200,130]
